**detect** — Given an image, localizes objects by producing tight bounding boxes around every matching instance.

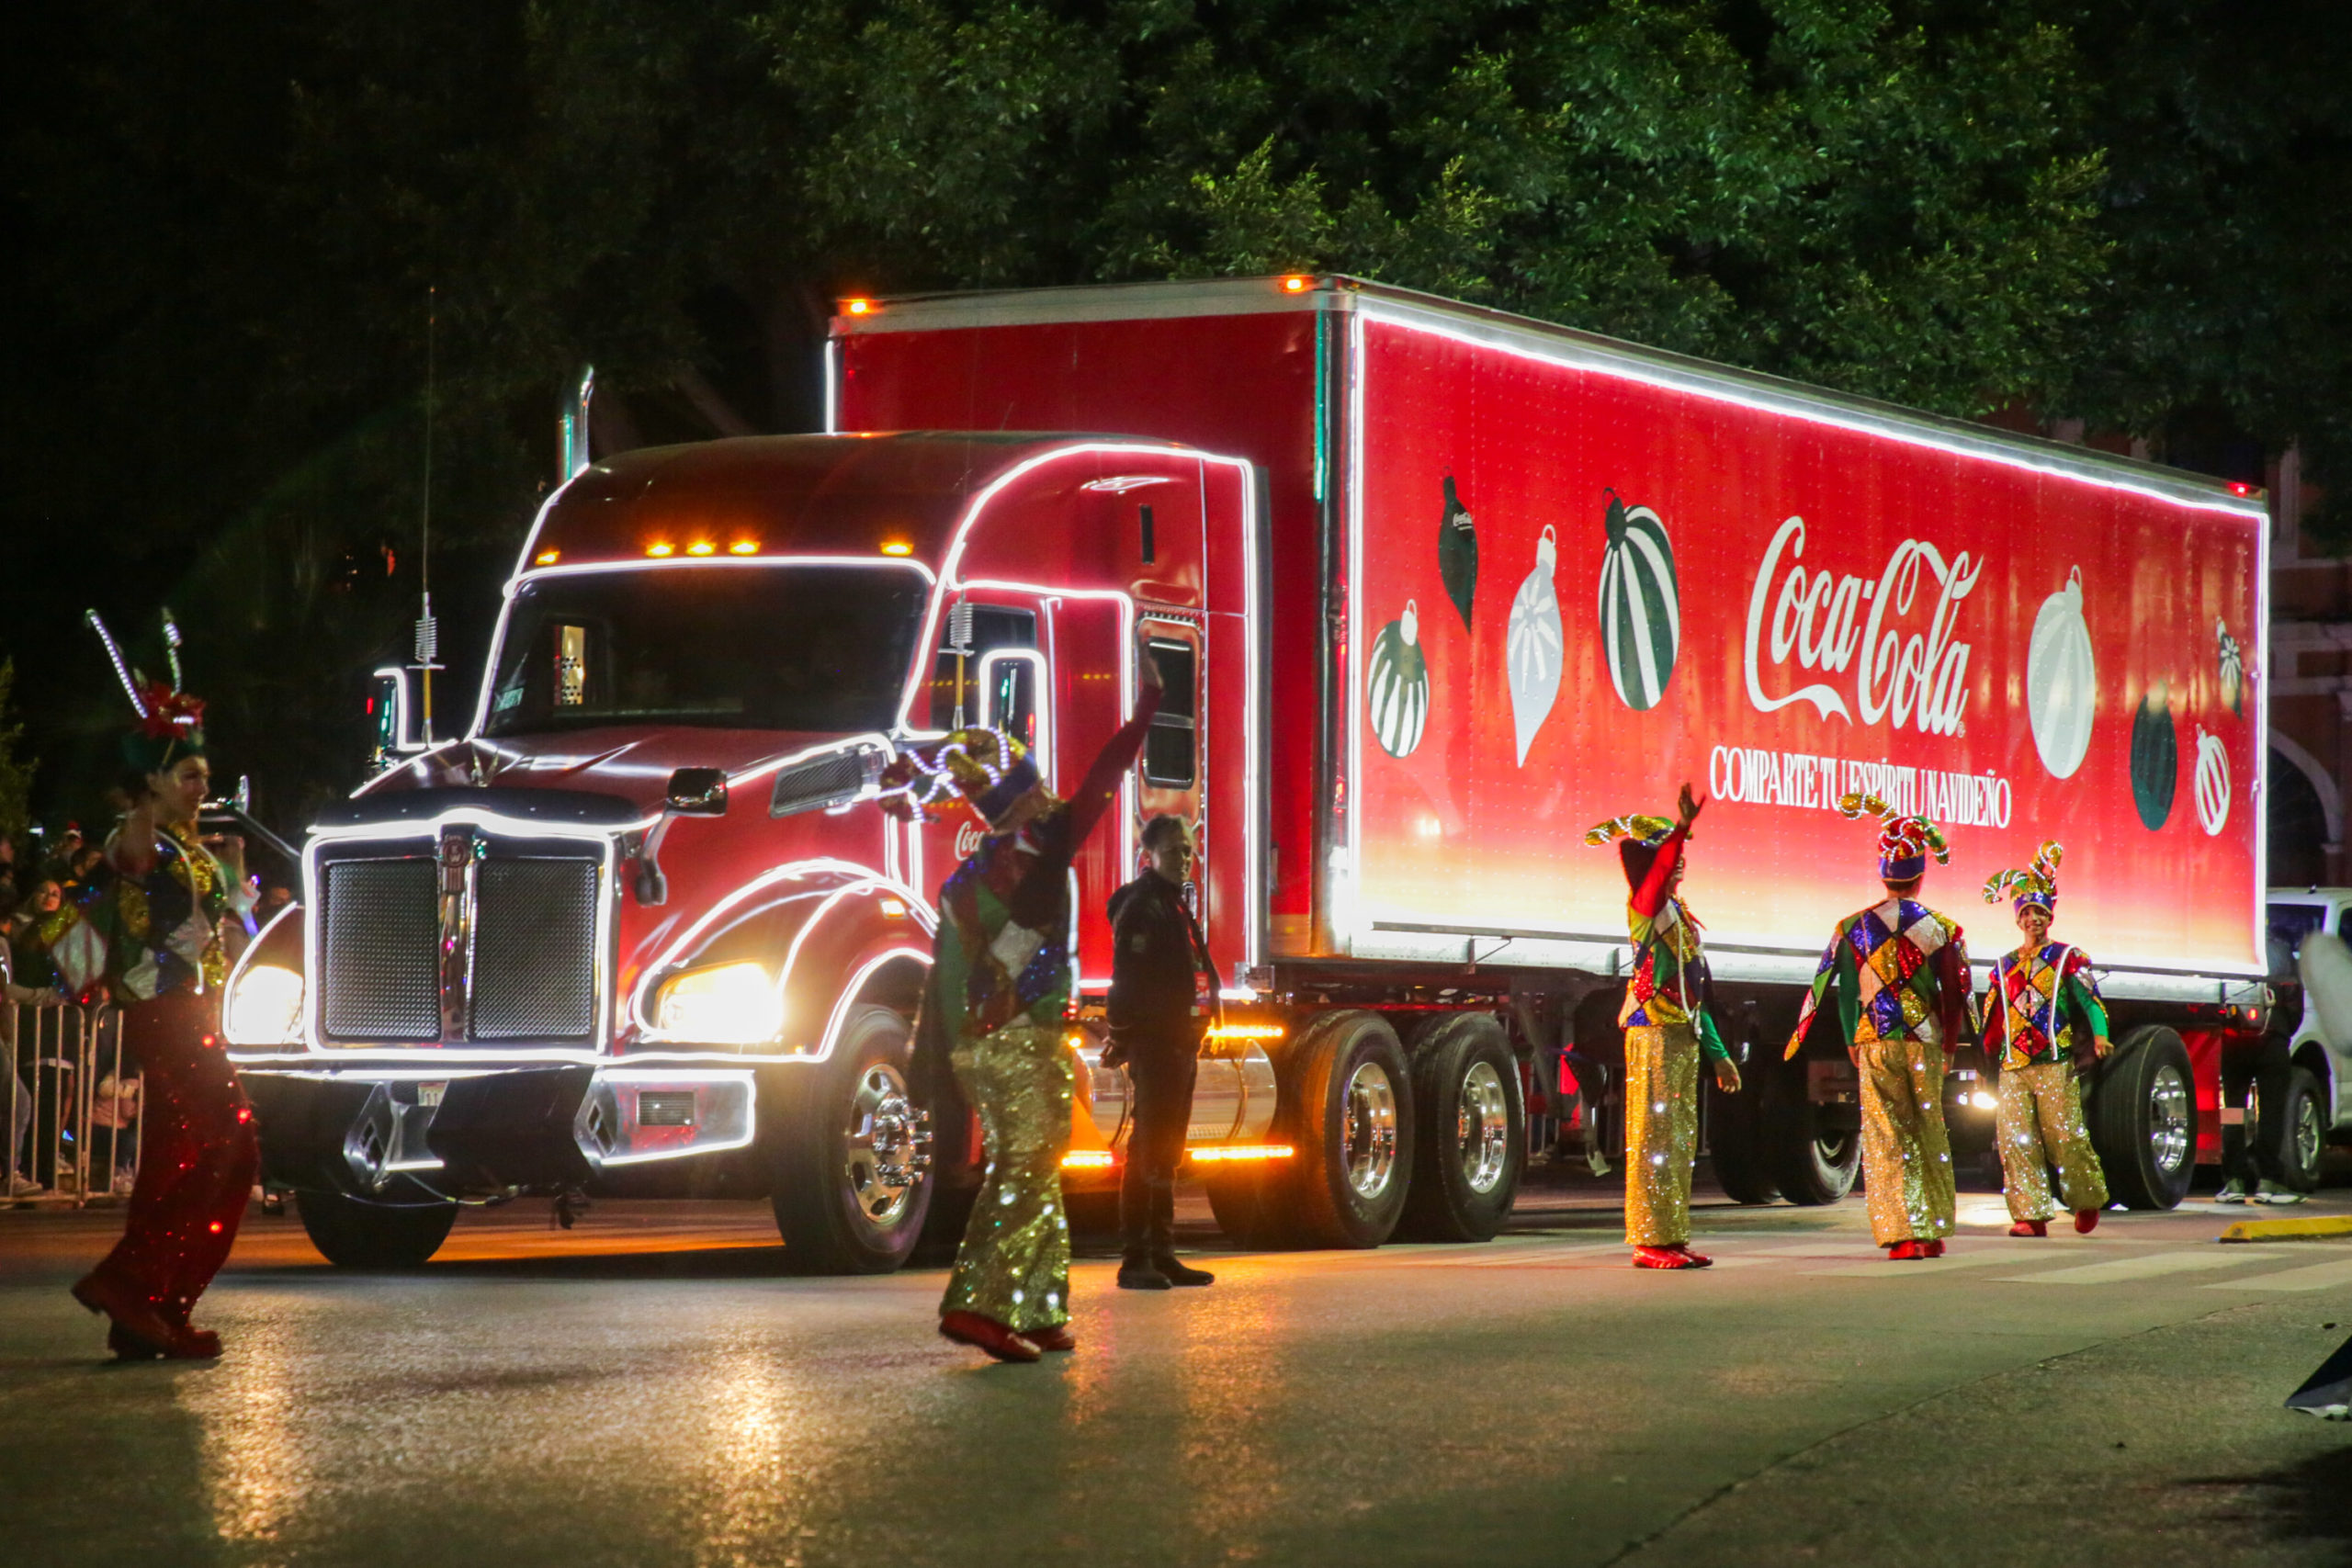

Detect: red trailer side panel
[1342,307,2267,976]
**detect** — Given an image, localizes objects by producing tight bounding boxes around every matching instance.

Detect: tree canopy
[0,0,2341,829]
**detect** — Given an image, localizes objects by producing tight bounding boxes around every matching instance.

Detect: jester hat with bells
[86,607,208,775]
[1584,812,1678,890]
[1837,791,1949,882]
[877,728,1045,828]
[1984,841,2064,914]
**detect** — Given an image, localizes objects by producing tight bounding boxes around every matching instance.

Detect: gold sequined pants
[1996,1062,2108,1223]
[1856,1039,1956,1246]
[1623,1023,1699,1247]
[942,1021,1073,1333]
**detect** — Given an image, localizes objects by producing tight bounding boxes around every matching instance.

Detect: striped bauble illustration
[2194,727,2231,836]
[1368,600,1430,758]
[1596,489,1679,711]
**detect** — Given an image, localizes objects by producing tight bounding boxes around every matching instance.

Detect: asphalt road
[3,1172,2349,1568]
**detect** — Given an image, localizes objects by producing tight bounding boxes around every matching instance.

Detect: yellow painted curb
[2217,1214,2352,1244]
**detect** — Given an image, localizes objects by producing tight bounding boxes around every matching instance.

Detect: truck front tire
[2087,1024,2196,1210]
[1708,1079,1781,1205]
[1395,1014,1523,1242]
[294,1190,459,1268]
[772,1005,934,1274]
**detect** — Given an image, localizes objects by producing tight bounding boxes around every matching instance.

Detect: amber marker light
[880,539,914,557]
[1204,1022,1288,1041]
[728,540,758,555]
[535,548,560,565]
[686,540,716,557]
[646,542,675,558]
[1061,1150,1115,1168]
[1188,1145,1295,1163]
[842,298,876,316]
[1280,274,1314,293]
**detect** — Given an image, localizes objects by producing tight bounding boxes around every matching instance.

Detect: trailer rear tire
[1267,1010,1414,1248]
[1395,1014,1524,1242]
[1762,1076,1859,1205]
[1708,1081,1781,1205]
[294,1190,458,1268]
[772,1005,934,1274]
[2086,1025,2195,1210]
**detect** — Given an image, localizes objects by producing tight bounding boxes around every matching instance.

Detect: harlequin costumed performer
[1785,794,1972,1260]
[1586,784,1742,1269]
[71,612,258,1359]
[1980,843,2109,1237]
[885,637,1161,1363]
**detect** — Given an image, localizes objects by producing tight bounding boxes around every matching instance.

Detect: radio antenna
[413,286,442,742]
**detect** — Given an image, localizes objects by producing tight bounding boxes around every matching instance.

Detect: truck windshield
[482,566,928,736]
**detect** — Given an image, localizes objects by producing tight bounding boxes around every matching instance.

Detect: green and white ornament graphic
[1596,490,1679,711]
[1368,600,1430,758]
[1506,525,1564,765]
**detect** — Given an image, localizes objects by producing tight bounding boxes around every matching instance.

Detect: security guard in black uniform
[1106,815,1218,1289]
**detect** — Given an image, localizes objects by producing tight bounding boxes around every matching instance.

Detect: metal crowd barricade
[6,1001,139,1207]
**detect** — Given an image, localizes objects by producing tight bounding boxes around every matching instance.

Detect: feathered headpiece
[1837,791,1948,881]
[1984,841,2064,912]
[1581,814,1676,850]
[90,608,209,774]
[877,728,1044,828]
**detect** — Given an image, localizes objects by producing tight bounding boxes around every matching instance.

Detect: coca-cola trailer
[224,276,2273,1269]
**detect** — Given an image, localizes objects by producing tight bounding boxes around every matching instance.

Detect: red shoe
[1924,1239,1946,1258]
[71,1270,176,1358]
[2008,1220,2049,1237]
[1887,1240,1926,1260]
[1026,1325,1076,1353]
[938,1311,1041,1363]
[2074,1208,2100,1235]
[1633,1245,1710,1269]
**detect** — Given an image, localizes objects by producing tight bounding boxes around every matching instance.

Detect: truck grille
[315,838,605,1047]
[319,858,441,1042]
[471,859,600,1040]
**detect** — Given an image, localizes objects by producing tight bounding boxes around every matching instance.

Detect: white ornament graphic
[1507,525,1566,765]
[2195,727,2231,836]
[2026,566,2097,779]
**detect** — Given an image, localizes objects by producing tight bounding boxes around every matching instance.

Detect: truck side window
[929,605,1037,730]
[1143,639,1196,786]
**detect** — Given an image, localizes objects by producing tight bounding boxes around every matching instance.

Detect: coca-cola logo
[954,821,984,859]
[1743,516,1981,738]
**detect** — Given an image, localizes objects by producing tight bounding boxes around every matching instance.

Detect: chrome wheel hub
[1457,1060,1510,1194]
[846,1063,931,1225]
[1342,1059,1399,1199]
[2147,1064,2191,1174]
[2295,1093,2324,1172]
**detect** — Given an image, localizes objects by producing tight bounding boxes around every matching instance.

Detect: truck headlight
[654,962,782,1044]
[225,964,305,1044]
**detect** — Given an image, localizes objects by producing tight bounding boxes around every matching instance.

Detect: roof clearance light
[2229,481,2256,496]
[686,540,716,557]
[1061,1150,1115,1168]
[1280,275,1313,293]
[647,542,675,558]
[842,298,876,316]
[881,540,914,557]
[729,540,758,555]
[1189,1145,1295,1163]
[535,549,561,566]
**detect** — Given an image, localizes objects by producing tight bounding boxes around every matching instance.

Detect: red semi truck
[224,276,2274,1269]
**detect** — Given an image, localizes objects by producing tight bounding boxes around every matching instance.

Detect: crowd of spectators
[3,821,291,1200]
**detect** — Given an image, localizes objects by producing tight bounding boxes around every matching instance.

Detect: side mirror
[367,667,428,773]
[976,649,1051,763]
[665,767,729,816]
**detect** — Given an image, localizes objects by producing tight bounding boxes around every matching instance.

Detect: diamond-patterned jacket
[1785,898,1975,1056]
